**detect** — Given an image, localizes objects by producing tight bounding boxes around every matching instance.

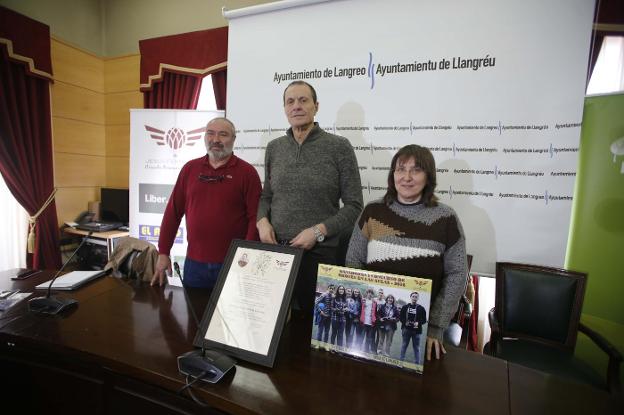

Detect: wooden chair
[485,262,622,397]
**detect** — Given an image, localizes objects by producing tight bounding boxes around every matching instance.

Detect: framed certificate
[194,240,302,367]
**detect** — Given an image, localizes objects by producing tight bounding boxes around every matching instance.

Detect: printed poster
[311,264,432,374]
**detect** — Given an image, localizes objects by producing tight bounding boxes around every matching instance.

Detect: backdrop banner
[225,0,595,275]
[129,109,223,263]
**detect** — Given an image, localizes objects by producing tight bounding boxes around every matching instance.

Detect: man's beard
[207,143,233,160]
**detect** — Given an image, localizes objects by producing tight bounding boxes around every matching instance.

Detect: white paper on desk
[35,270,106,290]
[167,275,183,287]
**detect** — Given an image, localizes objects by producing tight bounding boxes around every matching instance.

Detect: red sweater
[158,154,261,263]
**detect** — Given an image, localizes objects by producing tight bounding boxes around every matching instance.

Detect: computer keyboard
[76,222,122,232]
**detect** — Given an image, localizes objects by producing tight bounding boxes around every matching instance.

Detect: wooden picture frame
[194,240,302,367]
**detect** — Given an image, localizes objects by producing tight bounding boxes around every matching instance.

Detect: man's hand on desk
[151,254,171,286]
[426,336,447,361]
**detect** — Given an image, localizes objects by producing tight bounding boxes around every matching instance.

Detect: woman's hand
[426,336,447,360]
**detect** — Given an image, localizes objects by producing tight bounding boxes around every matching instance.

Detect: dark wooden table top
[0,269,616,414]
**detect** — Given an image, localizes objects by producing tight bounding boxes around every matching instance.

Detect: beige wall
[51,37,140,224]
[1,0,273,56]
[103,0,273,56]
[0,0,104,55]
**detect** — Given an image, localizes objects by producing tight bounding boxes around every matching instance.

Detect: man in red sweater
[150,117,262,289]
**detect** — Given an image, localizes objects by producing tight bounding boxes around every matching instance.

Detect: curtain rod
[223,0,334,20]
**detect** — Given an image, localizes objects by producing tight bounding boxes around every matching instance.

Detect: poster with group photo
[311,264,432,374]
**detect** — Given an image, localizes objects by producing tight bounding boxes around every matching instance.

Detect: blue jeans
[331,319,346,346]
[317,316,331,343]
[361,324,375,353]
[345,316,355,345]
[182,257,222,290]
[400,329,422,363]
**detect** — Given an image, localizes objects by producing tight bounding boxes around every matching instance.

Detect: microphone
[174,262,203,333]
[28,231,94,315]
[174,261,235,384]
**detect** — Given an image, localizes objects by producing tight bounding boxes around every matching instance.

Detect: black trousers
[293,245,337,317]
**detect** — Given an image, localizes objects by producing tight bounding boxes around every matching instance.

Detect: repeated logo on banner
[225,0,595,275]
[129,110,224,259]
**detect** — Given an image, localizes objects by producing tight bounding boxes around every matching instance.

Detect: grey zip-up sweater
[257,123,363,247]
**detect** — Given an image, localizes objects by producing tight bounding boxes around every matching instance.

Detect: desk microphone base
[177,349,235,384]
[29,296,78,315]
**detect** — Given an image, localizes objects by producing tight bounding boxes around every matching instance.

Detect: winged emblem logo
[145,125,206,150]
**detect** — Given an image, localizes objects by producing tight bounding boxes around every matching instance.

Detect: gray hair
[207,117,236,138]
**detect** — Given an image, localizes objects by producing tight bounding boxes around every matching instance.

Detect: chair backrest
[494,262,587,351]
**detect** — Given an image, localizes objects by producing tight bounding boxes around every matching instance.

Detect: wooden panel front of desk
[0,272,511,414]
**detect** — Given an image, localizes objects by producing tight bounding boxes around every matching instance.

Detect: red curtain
[0,6,61,269]
[211,70,227,110]
[143,71,203,109]
[140,27,228,110]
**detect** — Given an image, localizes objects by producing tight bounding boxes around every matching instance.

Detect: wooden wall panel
[106,157,129,188]
[51,39,104,93]
[54,118,105,156]
[105,55,140,93]
[55,152,106,188]
[55,187,100,224]
[51,82,105,125]
[50,40,138,223]
[105,125,130,157]
[105,91,142,125]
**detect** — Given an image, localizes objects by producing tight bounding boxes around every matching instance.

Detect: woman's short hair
[383,144,438,207]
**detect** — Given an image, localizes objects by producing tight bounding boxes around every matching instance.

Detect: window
[196,74,218,111]
[0,174,28,269]
[587,36,624,95]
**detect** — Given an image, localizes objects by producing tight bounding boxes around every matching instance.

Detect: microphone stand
[28,231,94,315]
[174,261,235,385]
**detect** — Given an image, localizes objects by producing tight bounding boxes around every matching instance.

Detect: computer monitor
[100,188,129,225]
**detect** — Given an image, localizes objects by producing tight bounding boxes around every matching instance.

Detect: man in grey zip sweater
[257,81,363,315]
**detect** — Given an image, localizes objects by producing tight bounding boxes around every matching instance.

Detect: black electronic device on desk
[75,221,122,232]
[9,268,42,280]
[29,231,96,315]
[74,188,129,233]
[173,262,235,406]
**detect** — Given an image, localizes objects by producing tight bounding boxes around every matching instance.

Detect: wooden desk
[0,271,617,414]
[508,362,617,414]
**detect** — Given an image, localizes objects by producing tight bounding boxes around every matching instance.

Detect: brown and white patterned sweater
[345,199,467,340]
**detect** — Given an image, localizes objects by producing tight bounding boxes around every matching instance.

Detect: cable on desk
[178,371,209,408]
